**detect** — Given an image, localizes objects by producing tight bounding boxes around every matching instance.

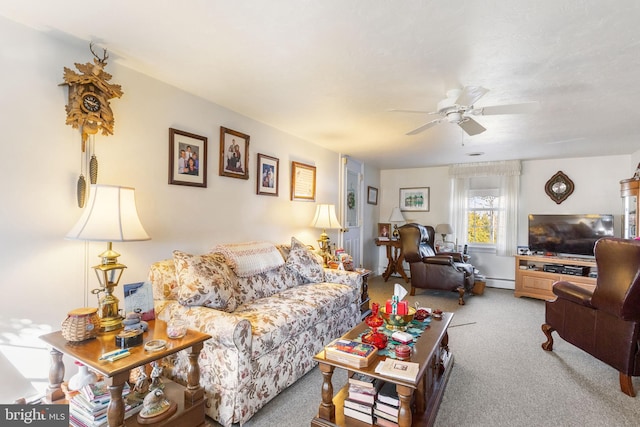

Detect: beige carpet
[206,275,640,427]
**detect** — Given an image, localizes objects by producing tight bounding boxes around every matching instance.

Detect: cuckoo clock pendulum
[62,42,123,207]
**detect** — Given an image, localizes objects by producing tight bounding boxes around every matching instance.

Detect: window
[467,188,500,246]
[450,161,520,256]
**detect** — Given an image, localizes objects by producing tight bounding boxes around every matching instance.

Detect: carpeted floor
[206,275,640,427]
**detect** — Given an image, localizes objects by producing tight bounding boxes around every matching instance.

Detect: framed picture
[291,161,316,201]
[257,153,279,196]
[219,126,250,180]
[123,282,155,321]
[399,187,430,212]
[168,128,207,187]
[367,186,378,205]
[378,223,391,240]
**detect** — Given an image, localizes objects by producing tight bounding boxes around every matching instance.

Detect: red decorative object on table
[361,302,388,349]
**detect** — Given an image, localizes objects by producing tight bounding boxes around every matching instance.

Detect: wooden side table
[375,238,410,283]
[40,319,210,427]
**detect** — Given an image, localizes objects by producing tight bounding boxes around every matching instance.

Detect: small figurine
[137,388,177,423]
[133,365,150,397]
[149,361,164,391]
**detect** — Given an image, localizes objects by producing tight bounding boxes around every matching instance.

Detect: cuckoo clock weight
[62,42,123,207]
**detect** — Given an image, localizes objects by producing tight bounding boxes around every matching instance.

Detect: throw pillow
[285,237,325,283]
[173,250,239,312]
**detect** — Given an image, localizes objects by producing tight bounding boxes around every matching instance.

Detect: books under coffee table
[311,312,454,427]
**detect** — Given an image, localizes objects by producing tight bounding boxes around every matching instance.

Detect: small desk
[375,238,410,283]
[40,319,210,427]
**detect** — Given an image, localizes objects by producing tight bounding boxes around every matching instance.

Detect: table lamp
[388,207,406,239]
[66,184,150,332]
[310,204,342,267]
[435,223,454,250]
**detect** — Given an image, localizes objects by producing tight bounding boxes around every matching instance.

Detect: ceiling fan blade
[458,118,486,136]
[388,108,435,114]
[406,119,442,135]
[477,101,540,115]
[455,86,489,107]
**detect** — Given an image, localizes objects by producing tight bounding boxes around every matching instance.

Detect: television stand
[514,255,596,300]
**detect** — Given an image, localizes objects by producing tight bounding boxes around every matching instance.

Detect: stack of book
[343,373,380,424]
[324,338,378,368]
[69,380,142,427]
[374,381,400,427]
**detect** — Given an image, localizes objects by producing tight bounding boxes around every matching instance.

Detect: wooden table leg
[106,371,130,427]
[396,384,414,427]
[45,348,65,403]
[382,245,394,281]
[317,362,335,422]
[185,341,205,405]
[394,247,410,283]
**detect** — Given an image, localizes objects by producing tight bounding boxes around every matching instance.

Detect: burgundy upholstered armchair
[398,223,475,305]
[542,237,640,396]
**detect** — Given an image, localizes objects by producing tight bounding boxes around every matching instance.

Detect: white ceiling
[3,0,640,169]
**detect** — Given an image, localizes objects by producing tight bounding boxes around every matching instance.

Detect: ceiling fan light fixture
[446,111,462,123]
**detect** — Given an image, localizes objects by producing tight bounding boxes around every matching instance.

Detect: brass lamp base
[99,316,123,333]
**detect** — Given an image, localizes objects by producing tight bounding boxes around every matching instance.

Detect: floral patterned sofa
[148,238,362,426]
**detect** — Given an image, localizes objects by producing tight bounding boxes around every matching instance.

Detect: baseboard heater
[485,277,514,290]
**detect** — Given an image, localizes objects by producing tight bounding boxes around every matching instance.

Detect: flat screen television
[528,214,614,257]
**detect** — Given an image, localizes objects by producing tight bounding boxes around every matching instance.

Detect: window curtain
[449,160,521,256]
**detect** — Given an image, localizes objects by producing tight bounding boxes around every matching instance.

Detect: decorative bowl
[379,306,416,331]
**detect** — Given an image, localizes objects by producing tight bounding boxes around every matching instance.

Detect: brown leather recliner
[398,223,475,305]
[542,237,640,396]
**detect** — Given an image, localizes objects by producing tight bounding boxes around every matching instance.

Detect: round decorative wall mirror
[545,171,574,204]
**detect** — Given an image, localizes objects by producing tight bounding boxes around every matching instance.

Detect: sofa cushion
[285,237,325,284]
[235,265,300,306]
[173,250,239,312]
[211,241,284,277]
[233,282,355,359]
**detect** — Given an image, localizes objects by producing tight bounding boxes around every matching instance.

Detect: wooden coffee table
[40,319,210,427]
[311,312,454,427]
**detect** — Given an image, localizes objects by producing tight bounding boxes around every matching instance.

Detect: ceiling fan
[392,86,539,136]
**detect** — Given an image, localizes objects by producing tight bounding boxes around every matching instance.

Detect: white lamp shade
[389,207,405,222]
[310,204,342,229]
[435,223,454,236]
[66,185,150,242]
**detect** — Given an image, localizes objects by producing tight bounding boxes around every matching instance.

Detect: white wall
[0,17,347,396]
[379,155,637,288]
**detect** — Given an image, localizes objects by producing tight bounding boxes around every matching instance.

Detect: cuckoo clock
[63,42,123,207]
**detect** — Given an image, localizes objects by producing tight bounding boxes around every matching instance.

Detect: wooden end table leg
[45,348,65,403]
[396,384,414,427]
[317,362,335,422]
[106,371,130,427]
[185,341,205,405]
[382,246,393,281]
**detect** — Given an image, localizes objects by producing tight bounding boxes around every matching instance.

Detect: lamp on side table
[66,184,150,332]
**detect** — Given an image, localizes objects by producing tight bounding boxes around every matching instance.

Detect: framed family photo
[219,126,250,180]
[367,186,378,205]
[399,187,430,212]
[257,153,279,196]
[378,223,391,240]
[291,161,316,201]
[168,128,207,187]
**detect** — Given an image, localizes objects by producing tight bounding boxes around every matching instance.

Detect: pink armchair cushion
[173,250,240,312]
[285,237,324,284]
